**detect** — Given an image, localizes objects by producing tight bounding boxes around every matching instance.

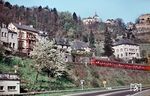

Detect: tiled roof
[113,39,138,46]
[55,38,70,46]
[0,73,20,80]
[13,23,38,33]
[71,40,89,50]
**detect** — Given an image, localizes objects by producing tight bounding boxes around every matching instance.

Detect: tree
[103,26,114,57]
[0,42,5,60]
[0,0,4,4]
[115,18,126,30]
[82,33,88,43]
[4,1,12,9]
[30,41,66,82]
[135,18,140,24]
[38,6,42,12]
[52,8,58,22]
[73,12,78,22]
[89,30,95,48]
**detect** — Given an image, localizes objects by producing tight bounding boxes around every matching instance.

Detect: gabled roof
[113,39,138,46]
[8,30,17,34]
[71,40,89,50]
[12,23,38,33]
[55,38,70,46]
[0,73,20,80]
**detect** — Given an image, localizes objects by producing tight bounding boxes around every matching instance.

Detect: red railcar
[90,58,150,71]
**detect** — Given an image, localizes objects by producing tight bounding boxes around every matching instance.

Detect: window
[9,43,12,48]
[124,48,128,51]
[137,53,139,57]
[125,52,128,56]
[117,49,119,52]
[121,54,123,57]
[8,86,16,91]
[5,33,7,37]
[2,32,4,37]
[11,33,14,39]
[120,48,123,52]
[13,43,15,48]
[0,86,4,91]
[117,54,119,58]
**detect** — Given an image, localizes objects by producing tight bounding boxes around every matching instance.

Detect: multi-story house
[54,38,72,62]
[0,73,20,95]
[0,24,18,52]
[8,30,18,51]
[37,31,48,43]
[113,39,141,61]
[138,42,150,58]
[8,23,38,55]
[134,14,150,42]
[70,39,91,63]
[0,24,9,46]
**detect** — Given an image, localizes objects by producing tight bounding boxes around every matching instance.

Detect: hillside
[1,56,150,92]
[0,1,129,44]
[1,0,150,93]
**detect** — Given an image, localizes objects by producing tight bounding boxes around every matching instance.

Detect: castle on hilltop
[82,13,101,25]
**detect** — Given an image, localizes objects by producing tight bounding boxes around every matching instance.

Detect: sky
[7,0,150,23]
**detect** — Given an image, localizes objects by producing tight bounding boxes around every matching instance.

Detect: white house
[37,31,48,43]
[113,39,141,61]
[0,24,18,51]
[0,73,20,95]
[8,23,38,55]
[8,30,18,51]
[0,24,9,45]
[54,38,72,62]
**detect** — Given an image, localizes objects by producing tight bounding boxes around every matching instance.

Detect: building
[54,38,72,62]
[0,24,9,46]
[8,23,38,55]
[37,31,48,43]
[134,14,150,42]
[138,42,150,58]
[0,24,18,52]
[105,19,117,26]
[8,30,18,51]
[138,14,150,24]
[70,39,91,63]
[0,73,20,95]
[82,13,100,25]
[113,39,141,61]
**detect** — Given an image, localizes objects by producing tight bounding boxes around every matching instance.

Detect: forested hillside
[0,0,130,43]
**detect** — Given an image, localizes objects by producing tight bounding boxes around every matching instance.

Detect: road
[71,88,150,96]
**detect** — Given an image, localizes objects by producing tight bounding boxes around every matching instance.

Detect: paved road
[72,88,150,96]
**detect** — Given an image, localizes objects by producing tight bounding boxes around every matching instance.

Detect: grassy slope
[0,56,150,92]
[68,63,150,87]
[0,56,76,91]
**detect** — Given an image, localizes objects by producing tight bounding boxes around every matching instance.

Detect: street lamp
[80,80,85,90]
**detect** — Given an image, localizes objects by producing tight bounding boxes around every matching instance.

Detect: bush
[116,80,125,86]
[91,79,99,87]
